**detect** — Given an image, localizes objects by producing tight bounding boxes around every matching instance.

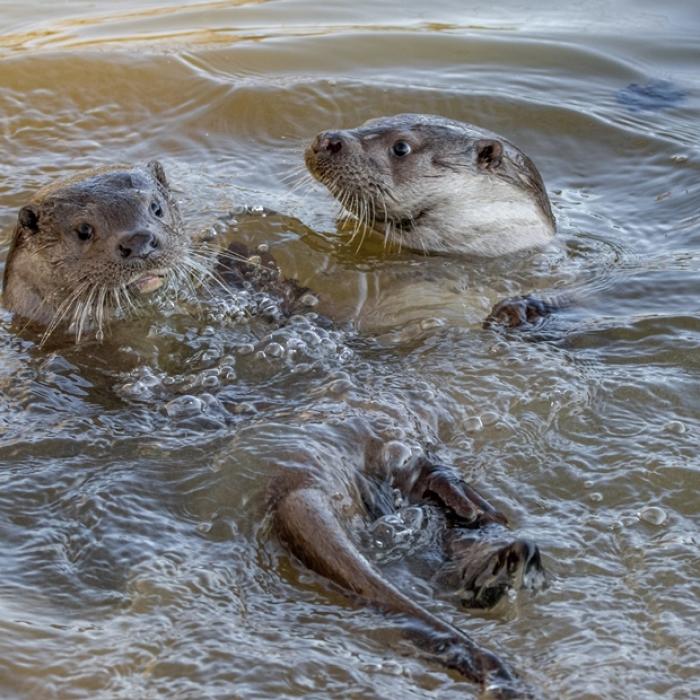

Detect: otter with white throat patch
[305,113,555,258]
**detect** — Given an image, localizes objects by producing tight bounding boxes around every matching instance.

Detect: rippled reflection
[0,1,698,698]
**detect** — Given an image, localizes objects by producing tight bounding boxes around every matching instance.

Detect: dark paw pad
[484,295,555,330]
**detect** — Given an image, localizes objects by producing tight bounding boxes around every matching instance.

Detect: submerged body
[2,167,544,698]
[305,113,556,257]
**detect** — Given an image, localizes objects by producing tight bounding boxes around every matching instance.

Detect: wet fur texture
[305,113,555,257]
[1,165,544,697]
[2,162,192,341]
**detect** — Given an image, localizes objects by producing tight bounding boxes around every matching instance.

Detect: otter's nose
[312,131,345,155]
[118,231,159,259]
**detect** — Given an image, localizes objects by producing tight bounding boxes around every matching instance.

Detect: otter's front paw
[484,295,555,330]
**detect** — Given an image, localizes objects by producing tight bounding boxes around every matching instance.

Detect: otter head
[305,113,555,257]
[2,161,189,341]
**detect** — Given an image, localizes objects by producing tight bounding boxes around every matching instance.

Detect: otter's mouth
[128,269,168,295]
[395,209,429,231]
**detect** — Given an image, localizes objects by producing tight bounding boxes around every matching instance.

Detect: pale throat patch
[398,173,555,257]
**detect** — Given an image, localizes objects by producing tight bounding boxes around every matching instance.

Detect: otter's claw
[484,295,556,330]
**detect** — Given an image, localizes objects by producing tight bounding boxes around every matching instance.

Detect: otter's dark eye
[76,223,93,241]
[391,141,412,157]
[150,200,164,218]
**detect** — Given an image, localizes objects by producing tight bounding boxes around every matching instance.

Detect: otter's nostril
[118,231,157,259]
[313,131,344,155]
[326,138,342,154]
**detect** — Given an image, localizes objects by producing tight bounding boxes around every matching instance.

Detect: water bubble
[464,416,483,432]
[378,661,403,676]
[319,338,337,354]
[664,420,686,434]
[264,342,285,358]
[382,440,415,468]
[401,506,425,531]
[301,330,321,346]
[120,380,151,399]
[325,378,353,396]
[165,395,204,418]
[489,341,509,354]
[201,375,220,389]
[419,317,446,331]
[138,368,161,388]
[638,506,667,526]
[618,515,638,528]
[237,343,255,356]
[299,293,319,308]
[219,366,236,381]
[201,349,220,363]
[480,411,499,426]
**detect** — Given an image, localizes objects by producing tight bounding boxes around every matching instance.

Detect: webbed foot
[444,531,546,609]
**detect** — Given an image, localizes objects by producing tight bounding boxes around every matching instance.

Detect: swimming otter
[2,167,543,698]
[305,113,555,258]
[2,162,191,341]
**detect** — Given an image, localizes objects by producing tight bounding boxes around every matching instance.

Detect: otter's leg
[274,486,527,698]
[216,241,281,287]
[404,461,546,609]
[406,460,509,527]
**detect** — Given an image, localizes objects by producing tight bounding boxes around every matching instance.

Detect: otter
[2,162,191,341]
[304,113,561,332]
[305,113,555,258]
[2,166,543,698]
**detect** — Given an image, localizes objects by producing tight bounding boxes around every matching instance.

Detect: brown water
[1,1,699,698]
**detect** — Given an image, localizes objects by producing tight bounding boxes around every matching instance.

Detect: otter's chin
[129,271,167,295]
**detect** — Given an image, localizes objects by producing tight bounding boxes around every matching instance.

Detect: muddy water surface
[0,1,698,699]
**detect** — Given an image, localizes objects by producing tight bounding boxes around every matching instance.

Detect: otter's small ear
[475,139,503,170]
[147,160,169,189]
[17,205,40,234]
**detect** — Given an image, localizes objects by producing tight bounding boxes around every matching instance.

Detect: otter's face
[306,115,483,225]
[305,113,555,256]
[2,161,190,339]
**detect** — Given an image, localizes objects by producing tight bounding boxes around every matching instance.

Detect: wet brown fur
[2,162,190,340]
